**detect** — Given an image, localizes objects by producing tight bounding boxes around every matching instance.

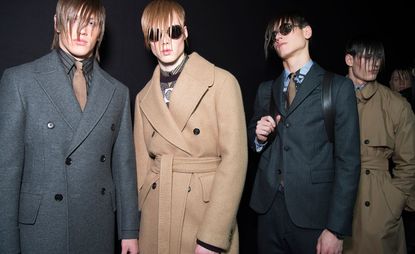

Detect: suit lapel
[67,64,115,156]
[286,64,323,116]
[140,67,191,154]
[168,53,214,131]
[35,50,82,130]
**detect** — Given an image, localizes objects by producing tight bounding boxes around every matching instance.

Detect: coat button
[364,139,370,144]
[285,123,290,128]
[101,188,106,195]
[193,128,200,135]
[65,157,72,165]
[365,201,370,207]
[365,169,370,175]
[152,182,157,189]
[111,124,116,131]
[284,146,289,151]
[277,169,282,175]
[100,155,106,162]
[47,122,55,129]
[151,131,155,137]
[55,194,63,201]
[188,186,191,192]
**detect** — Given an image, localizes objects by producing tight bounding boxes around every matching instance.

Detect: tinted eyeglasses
[148,25,183,42]
[271,23,299,42]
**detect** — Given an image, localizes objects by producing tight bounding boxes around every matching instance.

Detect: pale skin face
[55,10,100,61]
[149,12,188,72]
[345,53,381,85]
[389,70,412,92]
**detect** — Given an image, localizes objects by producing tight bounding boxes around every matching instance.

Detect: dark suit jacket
[248,63,361,235]
[0,50,139,254]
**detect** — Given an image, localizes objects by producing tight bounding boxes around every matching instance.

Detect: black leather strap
[322,71,334,143]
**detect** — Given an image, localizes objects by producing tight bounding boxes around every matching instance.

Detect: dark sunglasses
[148,25,183,42]
[270,23,299,42]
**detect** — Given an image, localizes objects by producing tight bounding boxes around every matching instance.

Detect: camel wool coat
[344,81,415,254]
[134,53,248,254]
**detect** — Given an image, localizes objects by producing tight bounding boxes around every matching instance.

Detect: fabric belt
[152,155,221,254]
[361,156,389,171]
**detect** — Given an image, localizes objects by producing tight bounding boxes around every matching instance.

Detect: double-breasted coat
[344,81,415,254]
[134,53,247,254]
[0,50,139,254]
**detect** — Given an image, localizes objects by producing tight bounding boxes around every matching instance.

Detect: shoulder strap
[322,71,335,143]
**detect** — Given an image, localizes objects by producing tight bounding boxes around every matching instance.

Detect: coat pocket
[198,173,215,203]
[381,179,406,220]
[311,170,334,183]
[139,172,159,209]
[18,192,42,225]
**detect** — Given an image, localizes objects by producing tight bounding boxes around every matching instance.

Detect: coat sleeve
[111,88,139,239]
[196,73,248,250]
[326,77,361,235]
[0,69,24,253]
[391,100,415,210]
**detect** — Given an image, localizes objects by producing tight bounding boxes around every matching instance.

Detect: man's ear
[54,15,60,33]
[304,25,312,39]
[345,54,354,67]
[183,25,188,40]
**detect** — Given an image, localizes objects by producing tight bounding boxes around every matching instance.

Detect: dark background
[1,1,414,253]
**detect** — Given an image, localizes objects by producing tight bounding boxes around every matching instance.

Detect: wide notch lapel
[286,64,323,116]
[168,53,213,131]
[35,51,82,130]
[67,64,115,156]
[140,67,191,154]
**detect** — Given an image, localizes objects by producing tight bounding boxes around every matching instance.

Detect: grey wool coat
[0,50,139,254]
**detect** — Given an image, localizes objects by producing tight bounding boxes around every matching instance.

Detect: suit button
[365,169,370,175]
[364,139,370,144]
[111,124,116,131]
[285,123,290,128]
[55,194,63,201]
[65,157,72,165]
[152,182,157,189]
[365,201,370,207]
[100,155,106,162]
[278,169,282,175]
[101,188,106,195]
[284,146,289,151]
[193,128,200,135]
[47,122,55,129]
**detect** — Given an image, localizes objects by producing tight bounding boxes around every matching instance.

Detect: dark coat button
[151,131,155,137]
[55,194,63,201]
[284,146,289,151]
[100,155,106,162]
[111,124,116,131]
[188,186,191,192]
[365,201,370,207]
[278,169,282,175]
[193,128,200,135]
[65,157,72,165]
[152,182,157,189]
[364,139,370,144]
[47,122,55,129]
[101,188,106,195]
[365,169,370,175]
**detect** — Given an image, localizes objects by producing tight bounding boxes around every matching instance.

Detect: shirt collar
[284,59,314,82]
[57,48,94,78]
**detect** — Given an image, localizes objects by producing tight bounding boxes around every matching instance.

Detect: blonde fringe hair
[141,0,185,48]
[52,0,105,61]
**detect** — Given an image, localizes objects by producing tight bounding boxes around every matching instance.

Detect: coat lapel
[140,67,191,154]
[168,53,214,131]
[34,51,82,130]
[67,64,115,156]
[286,64,323,117]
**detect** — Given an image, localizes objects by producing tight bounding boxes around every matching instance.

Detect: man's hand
[316,229,343,254]
[121,239,139,254]
[255,115,281,142]
[195,244,219,254]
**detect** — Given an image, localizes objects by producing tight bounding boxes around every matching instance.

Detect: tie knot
[289,72,295,80]
[75,61,83,70]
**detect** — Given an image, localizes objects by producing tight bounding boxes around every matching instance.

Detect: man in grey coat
[0,0,139,253]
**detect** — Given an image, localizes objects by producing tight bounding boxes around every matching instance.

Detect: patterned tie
[73,61,87,111]
[287,72,296,107]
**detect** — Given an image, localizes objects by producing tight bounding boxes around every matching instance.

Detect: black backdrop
[1,1,414,253]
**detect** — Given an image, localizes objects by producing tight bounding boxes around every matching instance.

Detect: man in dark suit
[248,12,361,254]
[0,0,139,253]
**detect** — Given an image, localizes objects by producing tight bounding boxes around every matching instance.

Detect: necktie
[73,61,87,111]
[287,72,296,107]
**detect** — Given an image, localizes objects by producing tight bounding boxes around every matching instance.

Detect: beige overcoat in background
[344,81,415,254]
[134,52,248,254]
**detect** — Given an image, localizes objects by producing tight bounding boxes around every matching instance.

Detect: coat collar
[34,50,116,156]
[356,81,378,103]
[140,52,214,155]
